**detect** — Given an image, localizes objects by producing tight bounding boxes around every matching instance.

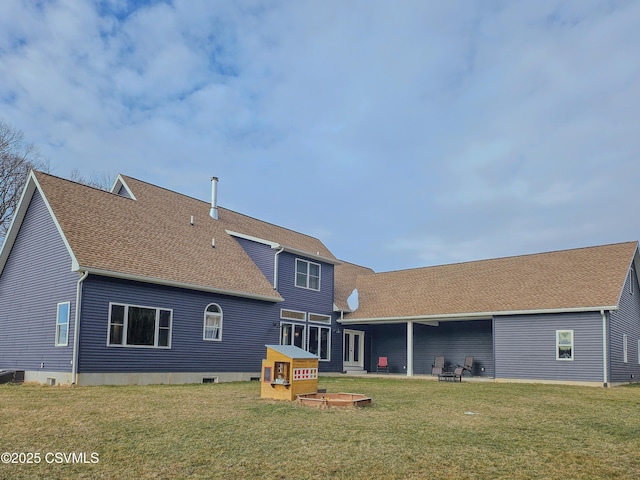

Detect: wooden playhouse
[260,344,319,401]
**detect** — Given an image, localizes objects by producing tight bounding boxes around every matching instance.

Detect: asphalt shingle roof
[344,241,637,320]
[34,172,334,301]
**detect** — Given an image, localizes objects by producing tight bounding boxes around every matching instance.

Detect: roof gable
[32,172,284,301]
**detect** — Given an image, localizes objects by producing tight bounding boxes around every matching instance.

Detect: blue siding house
[339,241,640,387]
[1,171,639,387]
[0,172,341,385]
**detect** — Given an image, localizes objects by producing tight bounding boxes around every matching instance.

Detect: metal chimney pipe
[210,177,219,220]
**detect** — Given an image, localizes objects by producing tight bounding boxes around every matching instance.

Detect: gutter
[273,246,284,289]
[339,305,619,325]
[74,267,283,303]
[71,270,89,385]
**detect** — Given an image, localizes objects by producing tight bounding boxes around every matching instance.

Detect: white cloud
[1,0,640,271]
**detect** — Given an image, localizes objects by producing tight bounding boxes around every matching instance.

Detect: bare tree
[69,168,115,191]
[0,120,48,238]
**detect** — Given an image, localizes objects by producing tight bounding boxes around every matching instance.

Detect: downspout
[601,309,609,388]
[71,271,89,385]
[406,320,414,377]
[273,246,284,289]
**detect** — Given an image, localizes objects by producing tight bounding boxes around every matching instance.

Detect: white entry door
[343,330,365,369]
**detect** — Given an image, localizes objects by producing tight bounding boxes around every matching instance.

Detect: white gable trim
[226,229,341,265]
[110,174,137,200]
[226,230,279,248]
[615,244,640,309]
[0,171,80,275]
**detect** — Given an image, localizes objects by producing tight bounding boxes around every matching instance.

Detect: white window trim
[279,322,306,349]
[107,302,172,349]
[280,309,306,321]
[307,324,332,362]
[308,313,331,324]
[556,329,574,361]
[55,302,70,347]
[630,268,635,295]
[295,258,321,291]
[203,303,223,342]
[623,334,628,364]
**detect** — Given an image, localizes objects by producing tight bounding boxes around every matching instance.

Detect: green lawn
[1,377,639,479]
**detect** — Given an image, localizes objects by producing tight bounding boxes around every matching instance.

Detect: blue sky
[1,0,640,272]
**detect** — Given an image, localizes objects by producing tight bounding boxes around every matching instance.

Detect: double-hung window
[55,302,70,347]
[108,303,172,348]
[556,330,574,360]
[203,304,223,341]
[295,259,320,291]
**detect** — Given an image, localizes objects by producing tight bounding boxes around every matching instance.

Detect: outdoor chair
[431,356,445,376]
[377,356,389,373]
[459,356,474,375]
[438,365,464,382]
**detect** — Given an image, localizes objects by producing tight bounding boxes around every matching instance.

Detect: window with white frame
[108,303,172,348]
[280,309,306,321]
[295,259,320,291]
[556,330,574,360]
[308,313,331,324]
[203,304,223,341]
[55,302,70,347]
[308,325,331,360]
[623,334,628,363]
[280,322,305,349]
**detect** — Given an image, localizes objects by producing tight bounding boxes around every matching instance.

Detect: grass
[1,377,639,479]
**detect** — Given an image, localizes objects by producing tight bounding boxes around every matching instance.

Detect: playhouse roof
[265,344,320,359]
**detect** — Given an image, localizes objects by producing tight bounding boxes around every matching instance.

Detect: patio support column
[406,320,414,376]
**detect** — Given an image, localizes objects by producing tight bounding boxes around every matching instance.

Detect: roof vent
[210,177,219,220]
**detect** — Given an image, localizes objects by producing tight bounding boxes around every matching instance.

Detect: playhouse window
[55,302,70,347]
[556,330,573,361]
[108,303,172,348]
[203,304,223,341]
[308,325,331,361]
[623,334,628,363]
[280,323,305,349]
[295,259,320,291]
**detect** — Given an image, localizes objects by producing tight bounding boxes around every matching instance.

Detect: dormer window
[295,259,320,291]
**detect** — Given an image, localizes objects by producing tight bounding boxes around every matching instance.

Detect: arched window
[203,304,223,341]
